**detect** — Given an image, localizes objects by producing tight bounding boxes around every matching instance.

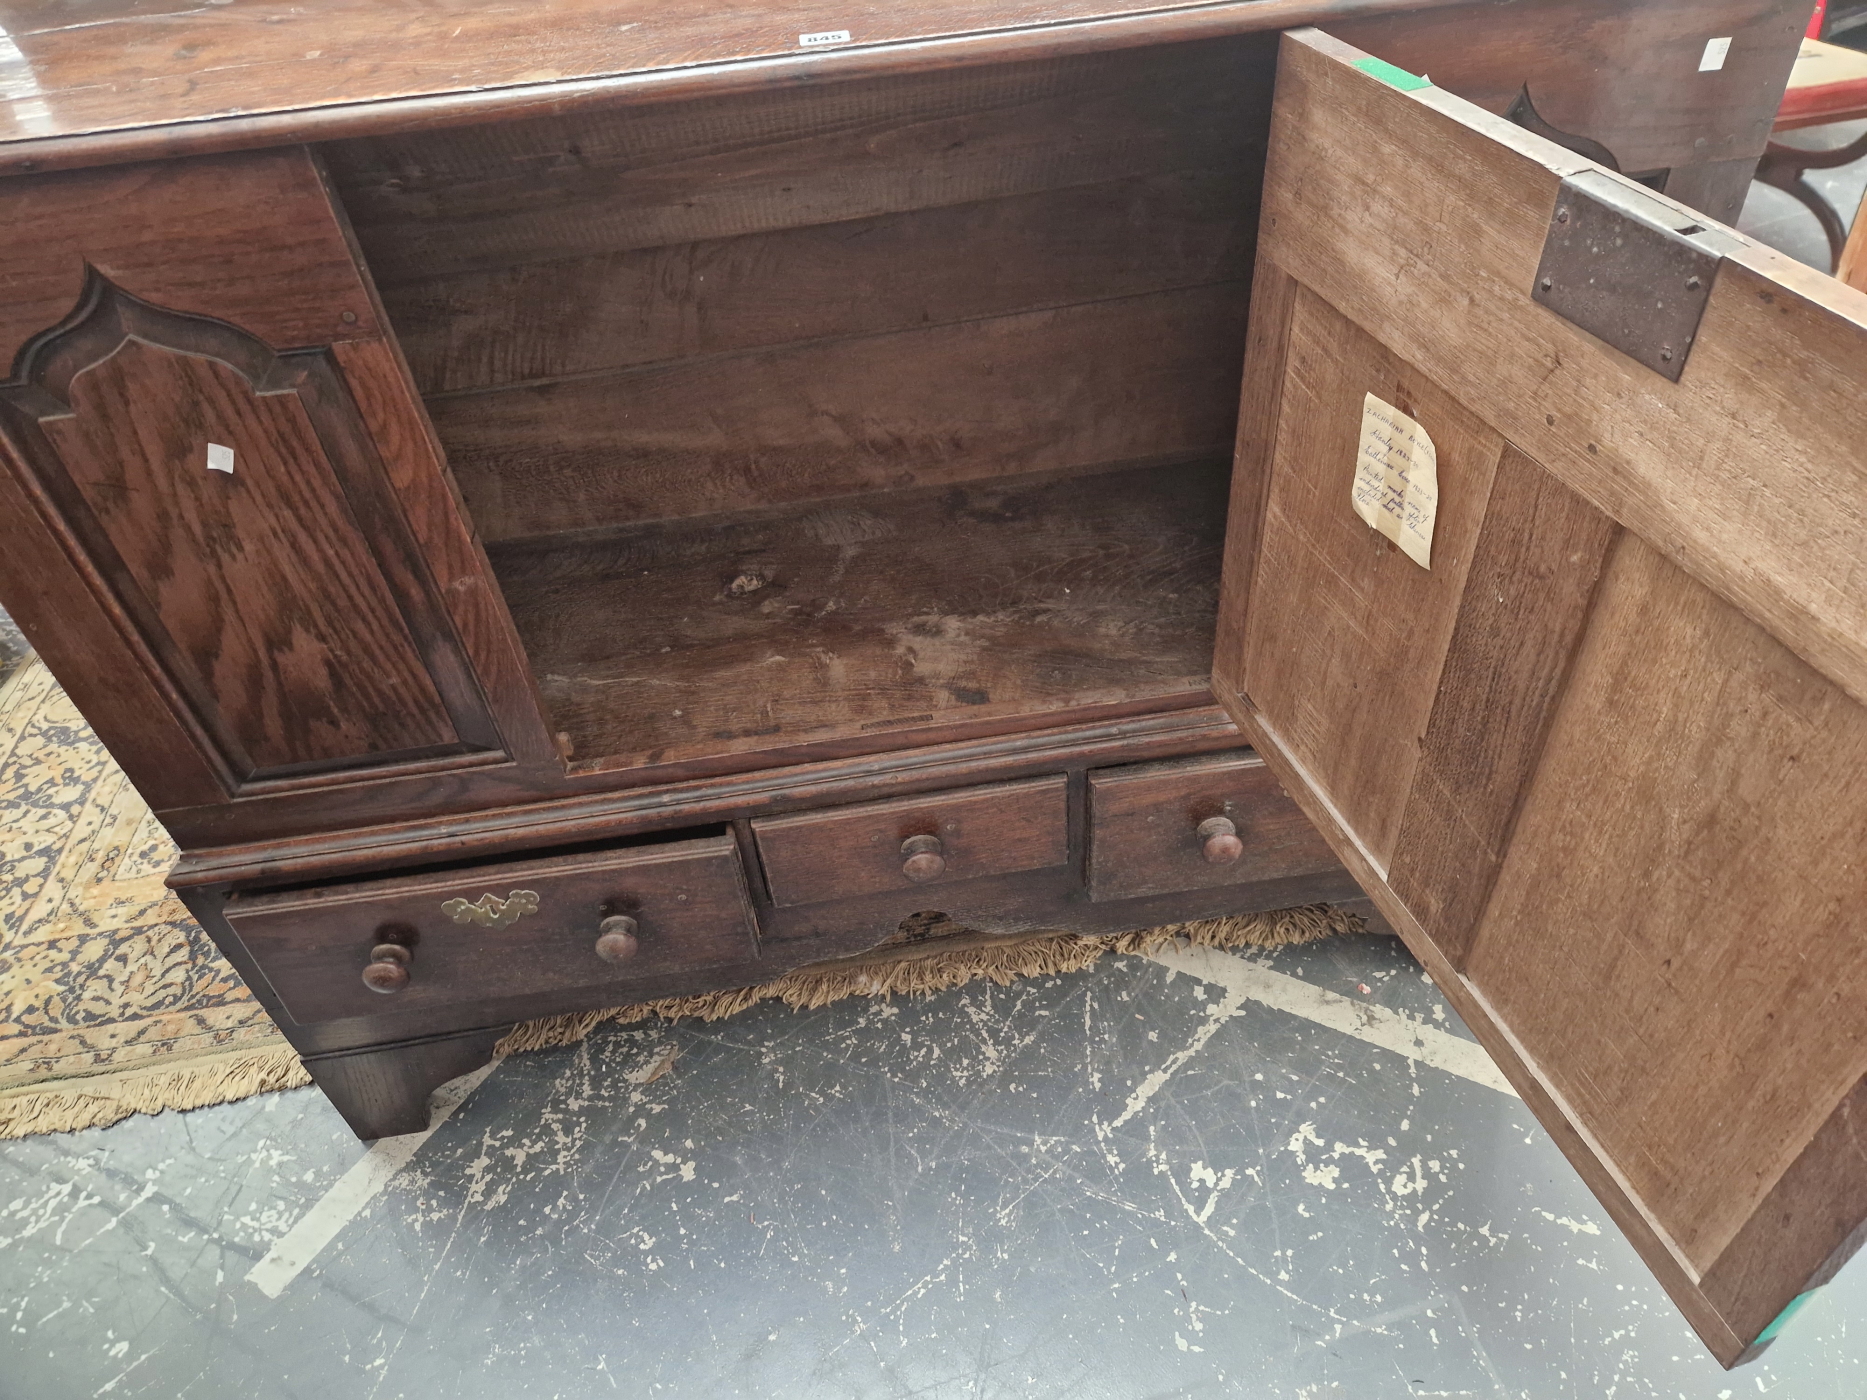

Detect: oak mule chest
[0,0,1859,1369]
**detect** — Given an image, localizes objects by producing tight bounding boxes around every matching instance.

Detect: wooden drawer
[224,834,756,1024]
[752,776,1069,908]
[1087,752,1339,901]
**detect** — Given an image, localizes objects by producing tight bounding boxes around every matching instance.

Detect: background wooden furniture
[1756,35,1867,267]
[1843,184,1867,283]
[0,0,1840,1369]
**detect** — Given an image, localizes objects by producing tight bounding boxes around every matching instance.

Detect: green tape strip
[1756,1289,1818,1346]
[1353,56,1432,92]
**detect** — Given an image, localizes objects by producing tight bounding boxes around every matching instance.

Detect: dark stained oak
[166,704,1244,874]
[752,775,1068,907]
[0,275,484,783]
[0,0,1805,201]
[386,170,1257,397]
[0,7,1839,1366]
[488,458,1227,770]
[301,1026,510,1139]
[1086,751,1340,902]
[0,148,379,363]
[443,286,1248,538]
[225,833,758,1025]
[329,38,1273,290]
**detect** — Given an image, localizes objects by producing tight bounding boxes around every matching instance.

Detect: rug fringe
[497,905,1360,1057]
[0,1044,311,1141]
[0,905,1360,1138]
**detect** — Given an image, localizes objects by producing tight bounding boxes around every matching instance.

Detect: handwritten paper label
[205,442,235,475]
[1350,393,1437,569]
[799,29,851,46]
[1699,36,1732,72]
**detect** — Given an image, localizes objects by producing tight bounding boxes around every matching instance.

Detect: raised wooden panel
[1235,287,1504,871]
[1466,534,1867,1275]
[0,146,554,819]
[1385,449,1619,966]
[0,277,488,782]
[1214,30,1867,1366]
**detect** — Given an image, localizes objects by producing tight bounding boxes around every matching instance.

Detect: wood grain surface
[1215,29,1867,1364]
[753,775,1068,907]
[490,458,1226,771]
[1465,534,1867,1277]
[36,339,459,776]
[1086,751,1339,902]
[329,38,1272,289]
[1261,30,1867,711]
[226,833,757,1025]
[0,0,1804,182]
[1235,287,1503,872]
[0,148,378,366]
[387,170,1257,397]
[1385,449,1618,966]
[444,286,1247,539]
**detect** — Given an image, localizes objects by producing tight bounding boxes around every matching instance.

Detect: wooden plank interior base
[1213,28,1867,1366]
[490,458,1226,770]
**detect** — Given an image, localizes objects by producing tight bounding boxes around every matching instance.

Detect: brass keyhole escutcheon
[440,889,540,929]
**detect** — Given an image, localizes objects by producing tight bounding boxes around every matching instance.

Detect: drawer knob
[362,942,412,994]
[901,834,947,883]
[595,914,641,964]
[1196,816,1245,866]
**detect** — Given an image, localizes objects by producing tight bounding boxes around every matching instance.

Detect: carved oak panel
[0,272,500,786]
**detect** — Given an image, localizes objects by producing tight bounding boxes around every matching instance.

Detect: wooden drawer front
[753,776,1069,908]
[1087,752,1339,902]
[224,835,755,1024]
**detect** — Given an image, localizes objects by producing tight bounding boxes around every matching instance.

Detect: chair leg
[1756,132,1867,271]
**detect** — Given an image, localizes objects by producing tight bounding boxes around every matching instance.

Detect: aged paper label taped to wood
[1351,392,1438,568]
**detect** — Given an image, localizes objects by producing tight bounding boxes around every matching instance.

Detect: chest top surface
[0,0,1810,174]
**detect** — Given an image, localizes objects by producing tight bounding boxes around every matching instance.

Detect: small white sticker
[798,29,851,47]
[1699,36,1732,72]
[206,443,235,475]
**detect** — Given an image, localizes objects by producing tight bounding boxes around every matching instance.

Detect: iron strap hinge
[1531,169,1747,382]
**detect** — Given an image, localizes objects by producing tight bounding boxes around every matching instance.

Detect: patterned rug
[0,650,1356,1139]
[0,656,312,1138]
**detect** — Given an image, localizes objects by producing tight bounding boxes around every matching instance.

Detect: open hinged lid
[1215,28,1867,1367]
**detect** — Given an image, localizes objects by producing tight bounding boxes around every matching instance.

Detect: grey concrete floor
[6,149,1867,1399]
[1,932,1863,1399]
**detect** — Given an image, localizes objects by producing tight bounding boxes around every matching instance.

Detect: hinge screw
[340,310,358,324]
